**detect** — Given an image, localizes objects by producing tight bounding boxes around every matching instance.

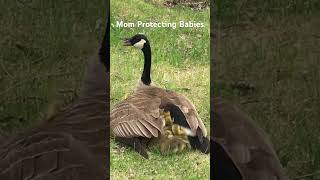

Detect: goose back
[212,97,288,180]
[111,85,207,139]
[0,94,108,179]
[0,23,109,179]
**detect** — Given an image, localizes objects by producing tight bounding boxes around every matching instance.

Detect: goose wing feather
[212,97,289,180]
[164,89,207,137]
[111,94,163,138]
[111,86,208,139]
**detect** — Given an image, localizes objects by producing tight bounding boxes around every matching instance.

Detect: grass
[110,0,210,179]
[213,0,320,178]
[0,1,106,135]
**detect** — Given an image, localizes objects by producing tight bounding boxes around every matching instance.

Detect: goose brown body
[212,97,289,180]
[111,84,207,139]
[0,18,109,179]
[0,94,108,180]
[111,34,207,144]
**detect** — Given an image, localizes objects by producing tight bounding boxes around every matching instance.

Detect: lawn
[213,0,320,178]
[0,1,106,134]
[110,0,210,179]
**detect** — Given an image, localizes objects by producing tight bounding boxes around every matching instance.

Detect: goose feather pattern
[111,85,207,139]
[212,97,289,180]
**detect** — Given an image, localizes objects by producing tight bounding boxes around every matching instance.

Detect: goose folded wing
[110,97,163,138]
[165,90,207,137]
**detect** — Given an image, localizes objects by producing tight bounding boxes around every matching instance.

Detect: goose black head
[123,34,149,50]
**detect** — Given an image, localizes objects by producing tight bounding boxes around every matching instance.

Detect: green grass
[0,1,106,135]
[214,0,319,25]
[213,1,320,178]
[110,0,210,179]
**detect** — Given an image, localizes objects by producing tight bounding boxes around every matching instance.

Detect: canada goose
[212,97,289,180]
[0,19,109,179]
[111,34,209,158]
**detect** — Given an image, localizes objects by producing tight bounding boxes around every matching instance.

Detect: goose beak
[123,38,132,46]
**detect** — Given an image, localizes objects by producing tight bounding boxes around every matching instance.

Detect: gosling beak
[123,38,132,46]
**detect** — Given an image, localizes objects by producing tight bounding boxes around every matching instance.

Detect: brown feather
[212,97,289,180]
[0,14,109,179]
[111,85,208,140]
[0,94,108,180]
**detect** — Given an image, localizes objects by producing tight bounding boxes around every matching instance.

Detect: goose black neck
[99,17,109,72]
[141,43,151,85]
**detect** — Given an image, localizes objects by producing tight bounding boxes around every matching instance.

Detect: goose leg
[115,137,149,159]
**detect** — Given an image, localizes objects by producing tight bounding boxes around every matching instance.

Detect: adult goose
[0,19,110,180]
[110,34,209,158]
[211,97,289,180]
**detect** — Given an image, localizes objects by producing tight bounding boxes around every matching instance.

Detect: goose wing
[0,131,105,180]
[212,97,288,180]
[165,90,207,137]
[111,94,163,138]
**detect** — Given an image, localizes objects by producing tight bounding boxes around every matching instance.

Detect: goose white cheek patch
[133,39,146,49]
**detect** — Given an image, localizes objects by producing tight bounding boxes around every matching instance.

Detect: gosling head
[163,111,173,126]
[123,34,149,50]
